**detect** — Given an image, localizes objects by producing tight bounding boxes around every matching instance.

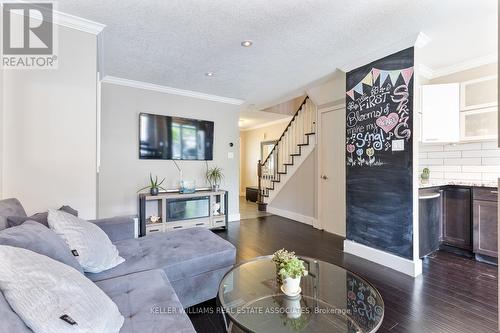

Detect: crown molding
[2,2,106,34]
[52,10,106,35]
[239,116,291,132]
[421,54,497,79]
[101,76,245,105]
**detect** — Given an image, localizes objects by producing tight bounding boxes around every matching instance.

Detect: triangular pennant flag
[379,71,390,85]
[346,89,355,100]
[353,82,363,95]
[372,68,380,82]
[401,67,414,85]
[361,72,373,86]
[389,70,401,85]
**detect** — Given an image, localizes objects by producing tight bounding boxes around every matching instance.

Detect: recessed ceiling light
[241,40,253,47]
[205,72,216,77]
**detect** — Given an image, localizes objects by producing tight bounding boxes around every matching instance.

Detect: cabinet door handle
[195,223,205,226]
[149,229,160,232]
[491,190,498,194]
[173,226,183,229]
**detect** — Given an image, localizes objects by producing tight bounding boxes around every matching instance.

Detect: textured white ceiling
[57,0,497,106]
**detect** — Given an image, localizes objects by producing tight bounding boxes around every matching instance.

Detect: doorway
[317,104,346,236]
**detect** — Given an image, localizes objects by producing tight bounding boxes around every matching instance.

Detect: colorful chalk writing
[345,65,413,167]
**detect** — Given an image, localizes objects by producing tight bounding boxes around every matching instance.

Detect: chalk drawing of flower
[367,295,375,306]
[347,144,355,153]
[356,148,363,156]
[348,291,356,300]
[366,147,374,157]
[357,292,364,301]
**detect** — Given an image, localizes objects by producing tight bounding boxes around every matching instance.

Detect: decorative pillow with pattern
[47,209,124,273]
[0,245,124,333]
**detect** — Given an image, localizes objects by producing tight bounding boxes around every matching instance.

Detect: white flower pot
[282,276,301,295]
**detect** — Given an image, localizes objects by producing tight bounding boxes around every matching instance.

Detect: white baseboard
[228,213,240,222]
[343,240,422,277]
[267,206,316,226]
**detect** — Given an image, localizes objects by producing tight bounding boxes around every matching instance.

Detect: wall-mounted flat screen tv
[139,113,214,160]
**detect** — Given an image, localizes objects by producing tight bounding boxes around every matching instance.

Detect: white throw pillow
[48,209,125,273]
[0,245,124,333]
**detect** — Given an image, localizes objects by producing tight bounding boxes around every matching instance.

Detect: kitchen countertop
[419,180,499,189]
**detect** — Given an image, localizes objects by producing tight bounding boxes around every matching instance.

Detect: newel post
[257,160,267,211]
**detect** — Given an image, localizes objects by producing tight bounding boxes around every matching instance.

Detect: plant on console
[206,166,224,191]
[137,173,167,196]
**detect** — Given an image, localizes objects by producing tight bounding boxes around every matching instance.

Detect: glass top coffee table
[218,256,384,333]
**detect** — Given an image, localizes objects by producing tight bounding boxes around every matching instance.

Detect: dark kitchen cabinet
[442,187,472,250]
[473,188,498,258]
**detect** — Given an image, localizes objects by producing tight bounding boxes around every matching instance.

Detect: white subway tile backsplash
[462,149,500,158]
[482,173,500,181]
[444,172,482,181]
[481,141,499,150]
[420,141,500,184]
[420,145,444,152]
[444,142,482,151]
[482,157,500,165]
[427,151,461,159]
[420,158,444,166]
[443,158,482,166]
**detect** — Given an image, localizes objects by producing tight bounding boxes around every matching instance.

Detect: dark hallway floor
[187,215,498,333]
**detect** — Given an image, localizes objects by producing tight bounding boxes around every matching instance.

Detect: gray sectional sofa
[0,198,236,333]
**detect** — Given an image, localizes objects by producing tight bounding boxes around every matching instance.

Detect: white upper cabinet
[421,83,460,143]
[459,76,498,141]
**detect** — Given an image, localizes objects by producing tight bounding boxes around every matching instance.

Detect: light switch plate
[391,139,404,151]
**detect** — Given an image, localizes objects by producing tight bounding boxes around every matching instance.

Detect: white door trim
[317,103,345,232]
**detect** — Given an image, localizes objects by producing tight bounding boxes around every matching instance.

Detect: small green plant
[137,173,167,193]
[278,257,307,279]
[206,166,224,188]
[421,167,430,180]
[272,249,308,280]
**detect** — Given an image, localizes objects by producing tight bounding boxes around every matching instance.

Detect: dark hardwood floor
[187,215,498,333]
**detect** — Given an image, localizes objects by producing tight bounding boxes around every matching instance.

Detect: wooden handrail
[260,96,309,166]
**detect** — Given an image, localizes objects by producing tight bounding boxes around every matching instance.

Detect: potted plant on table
[272,249,308,296]
[137,173,167,196]
[206,166,224,191]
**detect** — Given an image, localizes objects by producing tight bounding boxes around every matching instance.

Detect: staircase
[257,97,317,208]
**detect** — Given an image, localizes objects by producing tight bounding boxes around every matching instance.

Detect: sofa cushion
[0,198,27,231]
[7,205,79,228]
[48,209,125,273]
[95,270,195,333]
[0,245,124,333]
[0,221,83,274]
[0,290,32,333]
[86,227,236,283]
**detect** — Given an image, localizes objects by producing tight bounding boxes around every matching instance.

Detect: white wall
[268,149,317,219]
[2,26,98,218]
[99,83,240,220]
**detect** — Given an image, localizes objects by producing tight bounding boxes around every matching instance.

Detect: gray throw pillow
[0,220,83,274]
[6,205,78,228]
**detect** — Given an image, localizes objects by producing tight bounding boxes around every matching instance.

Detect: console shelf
[138,190,228,237]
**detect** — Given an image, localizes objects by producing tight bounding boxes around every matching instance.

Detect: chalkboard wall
[345,47,414,259]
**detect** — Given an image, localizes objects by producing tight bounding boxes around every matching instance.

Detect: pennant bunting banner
[346,66,414,97]
[401,67,414,85]
[389,70,400,85]
[353,82,363,95]
[379,71,390,85]
[361,72,373,86]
